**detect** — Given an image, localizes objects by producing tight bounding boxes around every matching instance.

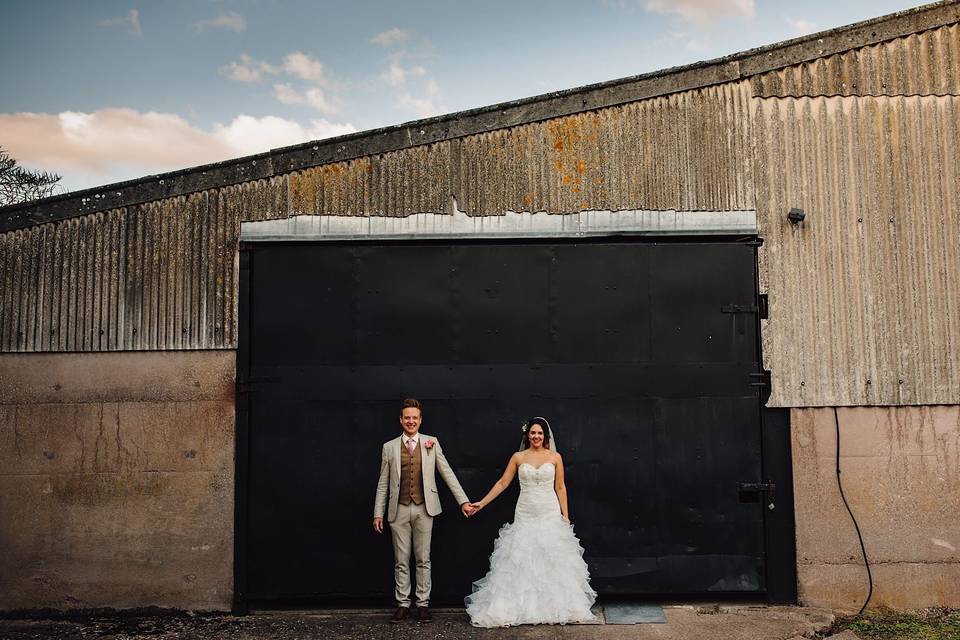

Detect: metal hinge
[721,303,760,335]
[721,304,758,314]
[749,370,771,388]
[738,481,777,510]
[237,376,280,394]
[721,296,768,320]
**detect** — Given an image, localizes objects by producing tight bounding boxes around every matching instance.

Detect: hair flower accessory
[424,439,435,450]
[520,421,529,433]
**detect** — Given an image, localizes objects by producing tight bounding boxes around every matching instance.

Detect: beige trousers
[390,501,434,607]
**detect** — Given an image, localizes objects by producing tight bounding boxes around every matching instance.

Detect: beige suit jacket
[374,433,469,522]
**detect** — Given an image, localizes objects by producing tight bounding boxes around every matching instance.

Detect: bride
[464,417,597,627]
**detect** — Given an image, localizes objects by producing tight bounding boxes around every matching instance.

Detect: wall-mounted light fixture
[787,207,805,225]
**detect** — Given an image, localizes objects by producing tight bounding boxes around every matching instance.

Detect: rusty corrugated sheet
[290,82,754,216]
[289,147,452,217]
[755,95,960,407]
[473,81,755,212]
[225,175,290,223]
[752,23,960,98]
[0,81,766,354]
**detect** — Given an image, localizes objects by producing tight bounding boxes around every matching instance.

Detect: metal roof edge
[2,0,957,232]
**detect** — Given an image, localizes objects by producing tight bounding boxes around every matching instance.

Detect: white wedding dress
[465,462,597,627]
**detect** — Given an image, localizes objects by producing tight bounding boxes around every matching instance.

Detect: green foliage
[0,147,62,206]
[846,608,960,640]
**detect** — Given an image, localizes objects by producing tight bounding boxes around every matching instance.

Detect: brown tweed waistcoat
[398,440,425,506]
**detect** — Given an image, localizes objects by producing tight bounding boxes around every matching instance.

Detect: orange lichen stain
[524,194,534,206]
[561,175,573,186]
[572,186,581,194]
[288,170,320,213]
[554,139,564,151]
[594,176,604,185]
[575,160,587,174]
[554,160,564,172]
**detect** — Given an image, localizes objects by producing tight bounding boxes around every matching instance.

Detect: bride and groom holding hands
[373,398,597,627]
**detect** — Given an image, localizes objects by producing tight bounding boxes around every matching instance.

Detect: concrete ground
[0,604,835,640]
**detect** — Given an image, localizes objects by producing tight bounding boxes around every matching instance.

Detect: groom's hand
[461,503,475,517]
[373,517,384,533]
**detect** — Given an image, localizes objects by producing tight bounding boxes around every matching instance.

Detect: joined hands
[462,502,483,517]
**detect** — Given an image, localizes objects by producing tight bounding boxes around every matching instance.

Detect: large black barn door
[236,239,780,605]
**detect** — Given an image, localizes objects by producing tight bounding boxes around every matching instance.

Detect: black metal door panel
[240,239,767,602]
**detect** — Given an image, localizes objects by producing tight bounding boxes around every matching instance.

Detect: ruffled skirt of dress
[464,513,597,627]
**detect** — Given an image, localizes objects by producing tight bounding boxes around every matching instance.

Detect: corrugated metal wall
[2,21,959,408]
[0,195,235,352]
[755,23,960,406]
[0,177,287,352]
[755,24,960,407]
[288,82,753,216]
[752,23,960,98]
[1,84,752,352]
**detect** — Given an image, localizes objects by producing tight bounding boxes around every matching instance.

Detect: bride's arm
[554,453,570,522]
[472,453,520,512]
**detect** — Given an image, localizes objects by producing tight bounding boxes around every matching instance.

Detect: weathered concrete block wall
[792,406,960,611]
[0,351,235,611]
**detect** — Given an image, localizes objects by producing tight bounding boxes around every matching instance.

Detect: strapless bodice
[515,462,561,520]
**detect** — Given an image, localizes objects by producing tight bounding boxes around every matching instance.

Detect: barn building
[1,1,958,613]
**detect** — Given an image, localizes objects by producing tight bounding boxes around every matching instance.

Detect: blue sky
[0,0,924,192]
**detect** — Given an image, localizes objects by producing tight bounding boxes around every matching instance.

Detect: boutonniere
[424,439,435,450]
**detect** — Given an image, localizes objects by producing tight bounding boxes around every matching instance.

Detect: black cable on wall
[833,407,873,616]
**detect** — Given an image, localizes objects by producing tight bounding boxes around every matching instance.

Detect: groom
[373,398,475,623]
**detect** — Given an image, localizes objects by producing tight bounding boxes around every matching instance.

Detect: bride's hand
[562,515,570,524]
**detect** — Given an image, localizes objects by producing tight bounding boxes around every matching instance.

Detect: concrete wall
[792,406,960,611]
[0,351,235,611]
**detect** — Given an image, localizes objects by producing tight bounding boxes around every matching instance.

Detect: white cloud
[398,79,444,118]
[192,11,247,33]
[212,115,356,156]
[371,28,412,47]
[667,30,708,51]
[378,50,444,118]
[398,95,440,118]
[222,51,340,113]
[273,83,304,105]
[221,54,281,83]
[385,62,406,87]
[786,17,818,36]
[273,84,338,114]
[98,9,141,36]
[644,0,754,23]
[0,109,356,190]
[223,52,328,86]
[283,52,327,85]
[384,61,427,87]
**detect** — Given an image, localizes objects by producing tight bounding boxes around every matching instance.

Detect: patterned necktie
[406,438,416,455]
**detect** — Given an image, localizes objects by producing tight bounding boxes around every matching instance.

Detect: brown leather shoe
[389,607,409,623]
[418,606,433,623]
